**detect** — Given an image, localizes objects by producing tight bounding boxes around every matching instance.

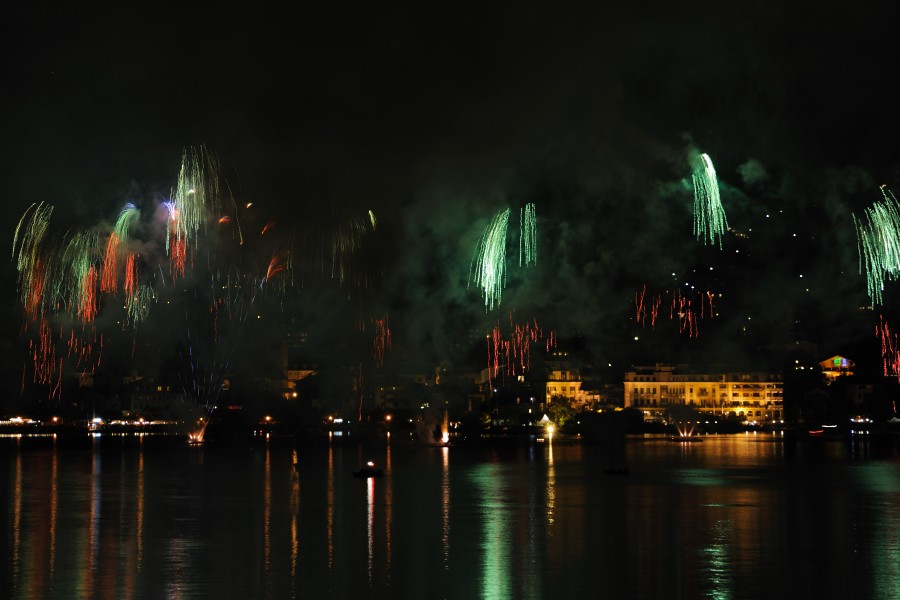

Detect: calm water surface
[3,433,900,599]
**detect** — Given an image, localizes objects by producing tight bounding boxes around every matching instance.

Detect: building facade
[624,364,783,423]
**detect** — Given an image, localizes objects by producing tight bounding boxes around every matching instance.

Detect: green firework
[692,153,728,247]
[854,186,900,305]
[60,229,99,317]
[12,202,54,313]
[126,284,155,325]
[519,203,537,267]
[114,203,139,240]
[171,146,221,251]
[470,208,510,311]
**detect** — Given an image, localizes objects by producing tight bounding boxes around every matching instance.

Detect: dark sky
[3,3,900,396]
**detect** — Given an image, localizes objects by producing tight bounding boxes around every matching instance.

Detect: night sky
[4,4,900,400]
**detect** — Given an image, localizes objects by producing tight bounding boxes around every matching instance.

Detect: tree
[548,395,576,427]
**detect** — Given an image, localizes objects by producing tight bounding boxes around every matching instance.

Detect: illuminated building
[544,351,597,409]
[624,364,783,423]
[818,355,854,383]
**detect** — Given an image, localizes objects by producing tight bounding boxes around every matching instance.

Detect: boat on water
[353,461,384,478]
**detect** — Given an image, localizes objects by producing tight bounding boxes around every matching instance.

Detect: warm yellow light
[385,414,392,421]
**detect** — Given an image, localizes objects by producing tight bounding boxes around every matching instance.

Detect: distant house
[123,377,193,419]
[818,355,854,383]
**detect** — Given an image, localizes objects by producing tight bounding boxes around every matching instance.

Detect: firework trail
[12,202,54,318]
[171,147,221,251]
[101,203,138,293]
[372,314,392,367]
[486,314,557,385]
[11,148,295,404]
[519,203,537,267]
[877,315,900,383]
[264,251,290,285]
[298,206,378,291]
[634,286,716,338]
[853,186,900,306]
[692,153,728,248]
[470,208,510,311]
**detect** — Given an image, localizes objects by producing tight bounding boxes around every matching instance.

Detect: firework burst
[692,153,728,248]
[853,186,900,306]
[470,208,510,311]
[520,203,537,267]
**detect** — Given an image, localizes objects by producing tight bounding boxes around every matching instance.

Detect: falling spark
[519,203,537,267]
[372,315,392,367]
[486,315,556,385]
[877,316,900,413]
[692,153,728,248]
[634,285,716,338]
[470,208,510,311]
[853,186,900,306]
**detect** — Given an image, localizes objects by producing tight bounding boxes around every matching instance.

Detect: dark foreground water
[3,432,900,599]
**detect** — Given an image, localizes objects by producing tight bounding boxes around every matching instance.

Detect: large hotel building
[624,364,783,423]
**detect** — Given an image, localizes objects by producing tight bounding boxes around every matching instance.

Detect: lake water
[3,432,900,599]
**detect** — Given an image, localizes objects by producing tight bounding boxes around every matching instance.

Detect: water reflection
[384,440,393,581]
[11,445,22,594]
[327,442,334,570]
[441,446,450,570]
[546,442,555,527]
[50,443,57,579]
[700,519,734,600]
[264,443,272,574]
[472,463,510,599]
[290,449,299,584]
[367,477,375,582]
[7,433,900,598]
[137,448,144,574]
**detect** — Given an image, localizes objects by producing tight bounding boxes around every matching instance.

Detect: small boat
[353,461,384,478]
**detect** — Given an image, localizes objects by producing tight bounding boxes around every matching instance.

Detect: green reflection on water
[700,519,733,600]
[676,468,728,487]
[472,463,511,599]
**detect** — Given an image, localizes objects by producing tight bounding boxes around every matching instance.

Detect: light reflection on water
[4,434,900,598]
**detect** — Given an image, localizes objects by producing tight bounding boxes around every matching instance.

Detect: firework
[12,148,301,406]
[634,286,717,338]
[171,147,221,250]
[519,203,537,267]
[877,317,900,408]
[692,153,728,248]
[101,203,138,293]
[264,251,290,285]
[372,315,392,367]
[853,186,900,306]
[486,314,556,385]
[59,230,99,320]
[12,202,54,318]
[470,208,510,311]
